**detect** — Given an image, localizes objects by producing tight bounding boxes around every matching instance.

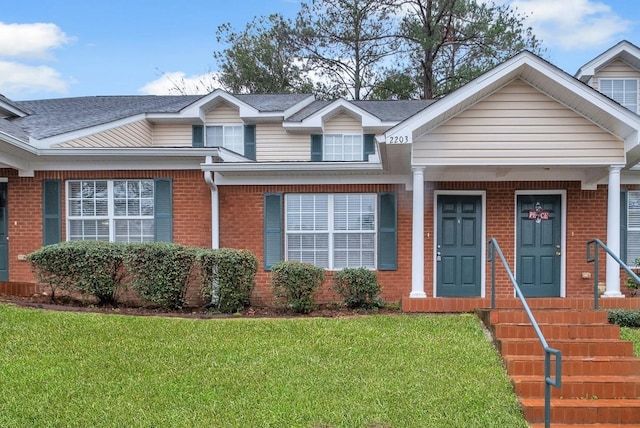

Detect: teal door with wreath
[516,194,561,297]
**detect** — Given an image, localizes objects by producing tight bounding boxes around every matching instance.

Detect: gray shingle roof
[0,117,29,142]
[7,93,434,141]
[285,99,434,122]
[235,93,313,112]
[13,95,203,139]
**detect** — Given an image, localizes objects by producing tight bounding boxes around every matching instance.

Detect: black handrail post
[593,244,599,310]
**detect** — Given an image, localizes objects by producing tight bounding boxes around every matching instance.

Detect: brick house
[2,41,640,308]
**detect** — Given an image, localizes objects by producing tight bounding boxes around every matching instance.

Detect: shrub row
[27,243,382,314]
[608,309,640,328]
[271,261,382,314]
[27,242,257,312]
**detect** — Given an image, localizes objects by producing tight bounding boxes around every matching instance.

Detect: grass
[0,304,527,428]
[621,327,640,357]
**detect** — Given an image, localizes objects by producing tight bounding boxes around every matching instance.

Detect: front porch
[402,296,640,313]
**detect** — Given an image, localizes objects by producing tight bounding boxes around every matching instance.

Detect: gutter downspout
[203,156,220,307]
[203,156,219,250]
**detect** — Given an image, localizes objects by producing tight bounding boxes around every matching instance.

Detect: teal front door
[0,183,8,281]
[516,194,561,297]
[436,195,482,297]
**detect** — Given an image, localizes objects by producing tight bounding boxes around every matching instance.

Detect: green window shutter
[621,190,627,264]
[244,125,256,161]
[363,134,375,160]
[311,134,323,161]
[264,193,283,270]
[192,125,204,148]
[154,179,173,242]
[378,192,397,270]
[42,180,61,245]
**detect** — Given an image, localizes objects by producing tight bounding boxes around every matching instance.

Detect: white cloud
[509,0,630,49]
[139,71,223,95]
[0,61,67,96]
[0,22,71,59]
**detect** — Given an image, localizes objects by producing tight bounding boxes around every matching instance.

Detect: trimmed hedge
[27,241,125,305]
[124,243,197,309]
[332,267,382,309]
[608,309,640,328]
[271,261,324,314]
[197,248,258,313]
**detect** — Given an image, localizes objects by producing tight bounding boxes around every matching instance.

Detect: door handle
[556,251,561,256]
[436,252,442,262]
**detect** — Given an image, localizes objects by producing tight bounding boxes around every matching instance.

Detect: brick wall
[5,169,211,287]
[3,168,627,306]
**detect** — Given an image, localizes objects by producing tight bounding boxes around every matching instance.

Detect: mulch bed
[0,293,401,319]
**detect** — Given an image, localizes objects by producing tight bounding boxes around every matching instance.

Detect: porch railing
[488,238,562,428]
[586,238,640,309]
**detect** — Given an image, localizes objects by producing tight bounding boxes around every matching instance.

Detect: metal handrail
[586,238,640,309]
[488,238,562,428]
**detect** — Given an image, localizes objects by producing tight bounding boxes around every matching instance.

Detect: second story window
[323,134,363,161]
[206,125,244,155]
[600,79,638,113]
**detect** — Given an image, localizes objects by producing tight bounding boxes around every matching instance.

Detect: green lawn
[622,327,640,357]
[0,304,527,428]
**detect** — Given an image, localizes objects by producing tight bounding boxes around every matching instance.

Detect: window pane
[206,126,223,147]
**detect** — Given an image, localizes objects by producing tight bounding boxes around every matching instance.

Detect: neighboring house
[2,41,640,307]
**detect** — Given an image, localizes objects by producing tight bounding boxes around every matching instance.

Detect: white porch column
[410,166,427,298]
[604,166,624,297]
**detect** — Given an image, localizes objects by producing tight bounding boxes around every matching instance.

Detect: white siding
[256,123,311,162]
[152,123,192,147]
[56,120,152,148]
[205,102,243,123]
[324,112,363,134]
[413,79,624,165]
[593,60,640,90]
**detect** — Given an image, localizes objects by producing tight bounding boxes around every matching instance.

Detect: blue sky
[1,0,638,100]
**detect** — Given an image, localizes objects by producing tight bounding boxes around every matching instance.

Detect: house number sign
[387,135,411,144]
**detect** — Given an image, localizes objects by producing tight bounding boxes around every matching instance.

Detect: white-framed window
[205,125,244,154]
[67,180,155,242]
[626,191,640,264]
[600,79,638,113]
[285,193,376,269]
[323,134,363,161]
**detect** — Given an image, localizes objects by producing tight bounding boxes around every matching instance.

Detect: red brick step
[513,374,640,398]
[520,397,640,424]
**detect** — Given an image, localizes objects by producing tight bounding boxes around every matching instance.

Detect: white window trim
[205,124,244,155]
[626,190,640,265]
[323,133,364,161]
[599,78,639,113]
[284,193,377,270]
[66,180,154,242]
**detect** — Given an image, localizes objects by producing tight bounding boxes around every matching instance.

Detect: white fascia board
[30,158,204,171]
[0,131,37,154]
[575,41,640,81]
[283,95,316,118]
[283,98,384,131]
[180,90,262,121]
[38,147,218,157]
[201,161,383,173]
[0,100,28,118]
[213,171,409,186]
[31,113,149,148]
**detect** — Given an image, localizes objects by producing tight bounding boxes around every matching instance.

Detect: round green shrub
[332,267,382,309]
[271,261,324,314]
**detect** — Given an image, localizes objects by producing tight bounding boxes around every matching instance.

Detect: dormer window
[206,125,244,155]
[324,134,363,161]
[310,134,375,162]
[599,79,638,113]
